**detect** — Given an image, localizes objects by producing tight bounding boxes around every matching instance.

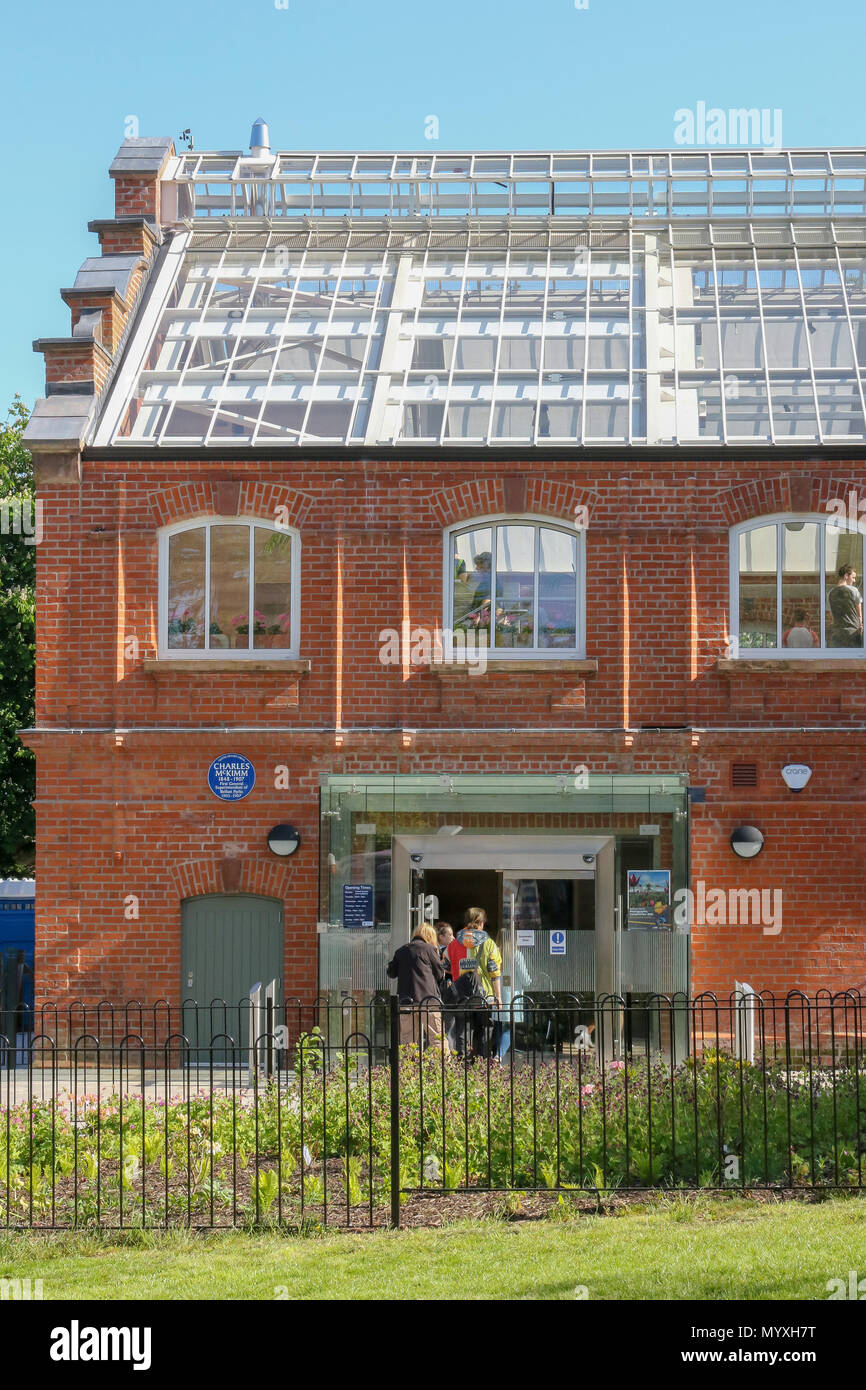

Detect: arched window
[731,514,864,656]
[445,517,584,658]
[158,518,300,659]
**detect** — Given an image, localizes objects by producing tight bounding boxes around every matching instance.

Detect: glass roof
[91,150,866,449]
[164,150,866,221]
[95,221,866,448]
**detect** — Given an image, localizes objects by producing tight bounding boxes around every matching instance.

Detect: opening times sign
[343,884,375,928]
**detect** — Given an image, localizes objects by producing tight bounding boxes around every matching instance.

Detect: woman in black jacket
[387,923,448,1052]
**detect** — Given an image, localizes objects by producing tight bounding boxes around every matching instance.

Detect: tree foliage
[0,396,36,874]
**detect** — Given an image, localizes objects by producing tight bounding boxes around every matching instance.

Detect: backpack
[447,968,491,1010]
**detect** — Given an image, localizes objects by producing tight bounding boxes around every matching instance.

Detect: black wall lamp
[730,825,764,859]
[267,824,301,857]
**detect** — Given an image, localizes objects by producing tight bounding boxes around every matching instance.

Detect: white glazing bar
[251,232,298,445]
[345,245,390,441]
[628,227,635,445]
[580,244,591,443]
[532,244,552,444]
[485,246,509,443]
[439,245,470,445]
[833,242,866,430]
[393,246,425,442]
[298,242,351,441]
[204,527,211,652]
[709,241,728,442]
[247,523,254,650]
[776,523,783,649]
[98,229,190,445]
[751,239,777,445]
[819,522,826,649]
[667,231,680,443]
[792,242,825,444]
[532,524,540,646]
[171,150,866,222]
[209,241,269,443]
[158,235,230,445]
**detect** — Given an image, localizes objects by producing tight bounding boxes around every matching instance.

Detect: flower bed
[1,1051,864,1228]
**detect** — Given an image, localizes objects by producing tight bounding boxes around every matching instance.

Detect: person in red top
[444,930,468,984]
[435,922,457,980]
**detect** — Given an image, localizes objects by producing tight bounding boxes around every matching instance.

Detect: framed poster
[626,869,672,930]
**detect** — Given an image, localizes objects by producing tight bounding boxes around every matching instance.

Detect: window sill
[143,658,311,675]
[717,657,866,675]
[434,658,598,677]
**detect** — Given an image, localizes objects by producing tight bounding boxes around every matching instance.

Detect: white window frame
[443,513,586,660]
[158,515,301,660]
[729,511,865,660]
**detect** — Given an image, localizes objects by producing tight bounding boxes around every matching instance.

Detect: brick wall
[25,451,866,1004]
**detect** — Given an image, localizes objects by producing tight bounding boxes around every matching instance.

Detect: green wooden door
[181,895,284,1060]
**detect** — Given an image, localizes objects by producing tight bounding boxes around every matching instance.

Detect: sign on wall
[627,869,671,929]
[207,754,256,802]
[343,884,375,928]
[550,929,567,956]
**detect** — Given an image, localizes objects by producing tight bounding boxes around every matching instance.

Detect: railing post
[389,993,401,1229]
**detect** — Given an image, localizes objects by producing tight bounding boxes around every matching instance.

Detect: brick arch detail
[170,855,298,903]
[721,473,866,529]
[431,476,595,528]
[149,481,312,530]
[720,476,795,527]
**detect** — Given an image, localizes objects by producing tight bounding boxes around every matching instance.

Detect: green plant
[253,1168,280,1217]
[294,1027,325,1074]
[342,1157,363,1208]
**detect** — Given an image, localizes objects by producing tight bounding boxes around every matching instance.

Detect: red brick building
[21,130,866,1011]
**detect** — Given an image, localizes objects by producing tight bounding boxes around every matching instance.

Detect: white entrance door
[391,834,616,996]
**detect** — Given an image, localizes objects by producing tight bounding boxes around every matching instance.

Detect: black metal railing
[0,990,863,1229]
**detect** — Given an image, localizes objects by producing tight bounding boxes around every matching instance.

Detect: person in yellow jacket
[456,907,503,1007]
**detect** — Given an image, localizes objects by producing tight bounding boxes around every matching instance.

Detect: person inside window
[470,551,492,605]
[451,560,476,626]
[783,608,819,648]
[455,551,493,635]
[827,565,864,648]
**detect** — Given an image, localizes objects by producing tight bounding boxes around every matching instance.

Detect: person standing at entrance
[455,908,502,1005]
[828,564,864,647]
[494,941,531,1063]
[387,923,448,1053]
[452,909,502,1056]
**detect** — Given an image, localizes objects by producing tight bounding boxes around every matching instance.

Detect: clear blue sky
[2,0,863,411]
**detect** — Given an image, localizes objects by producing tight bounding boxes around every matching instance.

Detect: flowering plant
[265,612,291,636]
[231,610,267,636]
[168,608,198,636]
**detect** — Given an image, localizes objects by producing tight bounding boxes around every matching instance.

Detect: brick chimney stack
[25,136,174,471]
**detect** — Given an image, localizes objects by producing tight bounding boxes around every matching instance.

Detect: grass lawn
[1,1196,865,1300]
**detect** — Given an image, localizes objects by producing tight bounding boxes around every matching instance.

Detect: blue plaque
[343,884,374,928]
[208,754,256,802]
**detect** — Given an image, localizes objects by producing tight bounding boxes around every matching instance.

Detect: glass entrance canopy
[92,149,866,450]
[319,771,689,923]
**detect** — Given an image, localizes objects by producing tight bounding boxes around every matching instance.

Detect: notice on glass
[627,869,672,929]
[343,883,374,928]
[516,929,535,948]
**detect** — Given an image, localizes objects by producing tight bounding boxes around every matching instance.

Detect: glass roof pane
[94,152,866,449]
